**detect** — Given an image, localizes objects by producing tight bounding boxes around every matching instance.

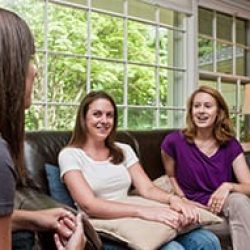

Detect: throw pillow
[152,174,174,194]
[45,163,75,208]
[90,196,223,250]
[130,174,174,196]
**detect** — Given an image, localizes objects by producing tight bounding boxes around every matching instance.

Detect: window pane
[25,105,46,130]
[159,28,184,68]
[240,115,247,141]
[217,42,233,74]
[198,37,213,71]
[117,107,124,128]
[236,19,246,45]
[128,108,155,129]
[48,3,86,54]
[128,65,155,105]
[48,55,86,102]
[47,105,78,130]
[221,83,236,110]
[90,60,124,105]
[236,47,246,76]
[240,84,244,107]
[128,21,155,64]
[160,8,184,28]
[128,0,155,22]
[33,53,45,102]
[160,70,184,107]
[91,13,123,60]
[92,0,123,13]
[199,8,213,36]
[160,109,184,128]
[229,114,244,138]
[217,13,232,41]
[1,0,45,49]
[198,80,217,89]
[230,113,237,130]
[160,70,168,106]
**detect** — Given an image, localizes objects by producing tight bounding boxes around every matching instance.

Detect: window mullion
[86,0,92,93]
[44,0,49,129]
[155,7,160,128]
[232,16,236,75]
[212,10,217,73]
[123,0,128,129]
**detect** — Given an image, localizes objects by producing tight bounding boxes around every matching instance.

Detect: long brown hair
[0,8,35,178]
[183,85,235,145]
[69,91,124,164]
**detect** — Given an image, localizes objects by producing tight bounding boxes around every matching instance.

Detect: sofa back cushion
[24,131,72,193]
[24,130,140,193]
[129,129,175,180]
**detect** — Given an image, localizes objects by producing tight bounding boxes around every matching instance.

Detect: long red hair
[183,85,235,145]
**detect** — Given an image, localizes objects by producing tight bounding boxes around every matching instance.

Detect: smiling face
[84,98,115,142]
[191,92,218,130]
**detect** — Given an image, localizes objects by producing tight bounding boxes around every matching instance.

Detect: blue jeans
[102,228,221,250]
[102,238,128,250]
[160,228,221,250]
[12,231,35,250]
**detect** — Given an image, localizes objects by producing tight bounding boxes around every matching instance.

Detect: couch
[17,129,247,250]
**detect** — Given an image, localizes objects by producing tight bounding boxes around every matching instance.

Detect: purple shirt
[161,131,243,205]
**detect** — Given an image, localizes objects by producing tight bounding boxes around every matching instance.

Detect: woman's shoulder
[0,137,12,162]
[0,137,16,179]
[114,141,132,151]
[225,136,241,146]
[161,130,187,152]
[0,137,9,153]
[224,136,243,150]
[59,145,82,157]
[163,130,185,142]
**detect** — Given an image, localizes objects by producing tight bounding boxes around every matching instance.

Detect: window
[198,7,250,140]
[0,0,188,131]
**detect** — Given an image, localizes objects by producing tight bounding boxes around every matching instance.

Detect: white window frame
[198,0,250,139]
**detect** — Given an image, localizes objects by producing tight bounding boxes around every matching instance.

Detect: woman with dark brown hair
[0,7,35,249]
[161,85,250,250]
[0,8,84,250]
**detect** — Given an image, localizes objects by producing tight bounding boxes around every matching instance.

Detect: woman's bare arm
[161,150,185,198]
[63,170,182,228]
[0,215,12,250]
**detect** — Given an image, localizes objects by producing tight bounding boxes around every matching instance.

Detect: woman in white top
[59,91,221,250]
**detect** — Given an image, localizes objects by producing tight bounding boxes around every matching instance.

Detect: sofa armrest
[15,187,62,210]
[15,187,102,250]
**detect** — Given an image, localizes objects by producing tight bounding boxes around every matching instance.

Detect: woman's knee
[160,240,185,250]
[176,228,221,250]
[228,193,249,208]
[12,231,35,250]
[228,192,250,217]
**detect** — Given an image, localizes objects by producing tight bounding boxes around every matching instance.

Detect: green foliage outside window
[0,0,185,131]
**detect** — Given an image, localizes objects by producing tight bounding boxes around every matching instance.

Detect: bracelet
[167,194,175,204]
